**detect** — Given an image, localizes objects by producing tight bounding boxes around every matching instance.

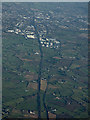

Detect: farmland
[2,2,88,119]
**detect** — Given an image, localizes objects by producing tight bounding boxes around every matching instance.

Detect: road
[32,12,50,119]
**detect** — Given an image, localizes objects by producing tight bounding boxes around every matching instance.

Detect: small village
[7,24,61,49]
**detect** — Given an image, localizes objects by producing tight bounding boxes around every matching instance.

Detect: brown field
[25,73,38,81]
[16,54,32,62]
[24,114,38,118]
[48,111,56,119]
[53,57,62,60]
[40,80,47,91]
[48,84,57,89]
[12,109,21,114]
[21,58,32,61]
[30,114,38,118]
[27,82,38,90]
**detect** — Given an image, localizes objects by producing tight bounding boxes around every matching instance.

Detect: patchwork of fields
[2,2,88,119]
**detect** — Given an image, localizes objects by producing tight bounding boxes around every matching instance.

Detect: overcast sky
[1,0,89,2]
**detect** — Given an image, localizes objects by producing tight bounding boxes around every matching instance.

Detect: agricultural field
[2,2,89,119]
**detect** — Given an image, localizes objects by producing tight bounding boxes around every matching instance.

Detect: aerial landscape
[2,2,88,119]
